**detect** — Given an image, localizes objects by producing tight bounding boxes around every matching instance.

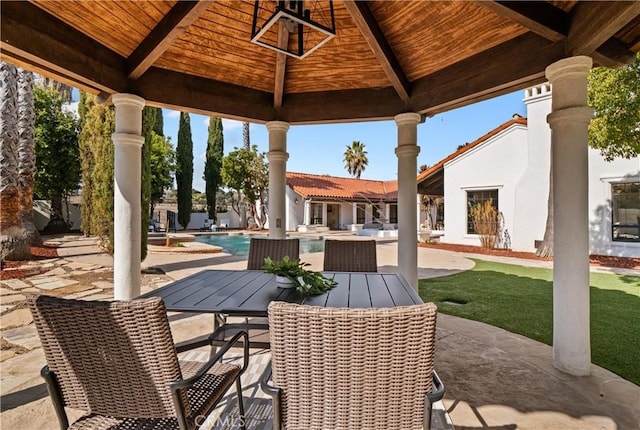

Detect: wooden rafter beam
[410,34,565,118]
[478,1,638,67]
[567,1,640,57]
[274,22,289,110]
[127,1,211,79]
[343,0,410,102]
[475,1,567,42]
[0,1,128,94]
[132,67,276,122]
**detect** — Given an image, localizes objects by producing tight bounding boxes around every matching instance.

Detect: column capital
[395,145,420,157]
[112,133,145,147]
[267,150,289,162]
[266,121,290,132]
[394,112,421,126]
[545,56,592,83]
[547,106,594,127]
[112,93,145,109]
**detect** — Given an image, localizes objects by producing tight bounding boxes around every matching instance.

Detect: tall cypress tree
[204,117,224,221]
[176,112,193,229]
[140,107,156,260]
[153,107,164,136]
[78,92,115,253]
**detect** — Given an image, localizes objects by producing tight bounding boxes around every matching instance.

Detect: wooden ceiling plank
[475,1,567,42]
[567,1,640,56]
[127,0,211,79]
[343,0,410,102]
[274,22,289,109]
[0,1,128,94]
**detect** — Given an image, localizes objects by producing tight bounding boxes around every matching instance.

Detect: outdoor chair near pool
[261,301,444,430]
[210,238,301,350]
[27,294,249,430]
[246,238,300,270]
[323,239,378,272]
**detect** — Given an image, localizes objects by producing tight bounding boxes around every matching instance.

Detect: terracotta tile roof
[286,172,397,202]
[416,115,528,183]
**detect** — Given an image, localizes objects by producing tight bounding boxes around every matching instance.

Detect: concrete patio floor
[1,233,638,429]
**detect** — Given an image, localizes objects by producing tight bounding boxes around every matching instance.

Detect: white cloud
[203,117,210,127]
[165,109,180,119]
[222,119,243,131]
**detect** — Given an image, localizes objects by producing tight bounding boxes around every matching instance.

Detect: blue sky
[162,90,527,192]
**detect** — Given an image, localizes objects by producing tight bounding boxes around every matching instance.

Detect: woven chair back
[323,239,377,272]
[268,301,438,429]
[247,238,300,270]
[27,295,188,418]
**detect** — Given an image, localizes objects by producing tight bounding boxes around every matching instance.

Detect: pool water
[195,234,325,256]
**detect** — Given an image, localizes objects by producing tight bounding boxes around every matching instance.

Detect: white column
[546,56,594,376]
[322,203,328,226]
[112,94,145,300]
[395,113,421,290]
[266,121,289,239]
[304,200,311,225]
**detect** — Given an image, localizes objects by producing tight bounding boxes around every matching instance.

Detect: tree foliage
[33,83,81,231]
[343,140,368,179]
[588,53,640,160]
[78,92,115,253]
[140,107,156,260]
[176,112,193,229]
[149,132,175,214]
[204,117,224,221]
[221,146,268,227]
[17,68,41,245]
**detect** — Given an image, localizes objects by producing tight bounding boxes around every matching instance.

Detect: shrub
[470,199,504,249]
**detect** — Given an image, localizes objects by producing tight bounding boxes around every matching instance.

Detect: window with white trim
[466,189,498,234]
[612,182,639,242]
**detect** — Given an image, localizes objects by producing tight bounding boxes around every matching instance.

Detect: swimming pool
[195,234,325,256]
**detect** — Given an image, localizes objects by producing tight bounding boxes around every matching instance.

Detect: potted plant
[262,256,337,296]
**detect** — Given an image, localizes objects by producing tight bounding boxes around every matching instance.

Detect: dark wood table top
[140,270,423,317]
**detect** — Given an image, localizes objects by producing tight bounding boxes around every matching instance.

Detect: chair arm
[174,334,212,354]
[41,366,70,430]
[427,370,445,403]
[259,362,282,429]
[170,330,249,391]
[423,370,445,430]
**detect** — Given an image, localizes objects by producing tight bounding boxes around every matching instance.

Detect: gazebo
[2,1,638,377]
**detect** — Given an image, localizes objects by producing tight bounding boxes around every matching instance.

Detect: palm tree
[17,68,42,245]
[0,61,31,261]
[343,140,368,179]
[242,121,250,150]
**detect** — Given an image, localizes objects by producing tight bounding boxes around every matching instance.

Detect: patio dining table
[140,269,423,317]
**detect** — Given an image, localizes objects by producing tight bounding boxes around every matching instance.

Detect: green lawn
[419,259,640,385]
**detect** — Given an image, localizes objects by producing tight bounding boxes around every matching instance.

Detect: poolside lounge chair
[323,239,377,272]
[261,301,444,429]
[27,294,248,430]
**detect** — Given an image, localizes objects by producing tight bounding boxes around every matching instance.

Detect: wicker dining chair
[215,237,301,349]
[27,294,249,430]
[260,301,444,430]
[323,239,378,272]
[246,238,300,270]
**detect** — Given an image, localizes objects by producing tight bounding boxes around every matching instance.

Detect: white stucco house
[417,83,640,258]
[284,172,398,235]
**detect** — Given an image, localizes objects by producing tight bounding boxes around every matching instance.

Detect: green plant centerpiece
[262,256,337,296]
